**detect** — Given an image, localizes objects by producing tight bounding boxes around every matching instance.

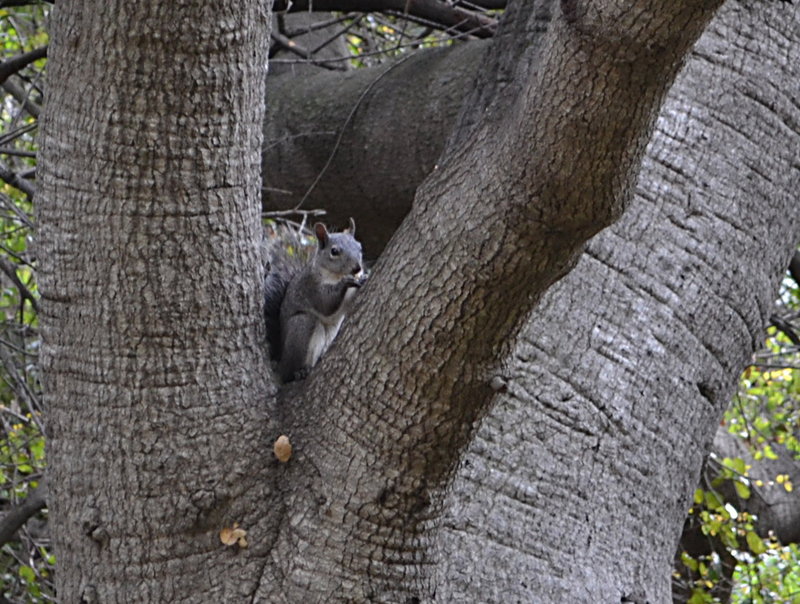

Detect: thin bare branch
[0,46,47,86]
[0,256,38,313]
[0,161,36,199]
[273,0,497,38]
[0,483,46,548]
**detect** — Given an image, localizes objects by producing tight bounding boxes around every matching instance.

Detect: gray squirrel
[264,220,365,382]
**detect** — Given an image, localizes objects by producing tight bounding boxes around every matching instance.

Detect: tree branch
[789,249,800,287]
[0,46,47,86]
[0,256,39,313]
[0,0,52,6]
[273,0,498,38]
[0,161,36,199]
[0,484,46,547]
[2,79,42,119]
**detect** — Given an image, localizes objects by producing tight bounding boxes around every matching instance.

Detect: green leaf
[688,588,712,604]
[681,551,698,572]
[704,491,723,511]
[763,444,779,460]
[746,530,767,555]
[18,564,35,583]
[734,480,751,500]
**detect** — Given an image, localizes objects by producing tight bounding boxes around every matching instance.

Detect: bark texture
[262,0,800,601]
[447,2,800,600]
[35,0,800,601]
[37,1,273,601]
[263,0,725,600]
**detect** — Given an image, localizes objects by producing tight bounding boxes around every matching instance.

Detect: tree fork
[268,0,725,599]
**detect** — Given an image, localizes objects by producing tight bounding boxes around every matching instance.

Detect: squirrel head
[313,220,363,278]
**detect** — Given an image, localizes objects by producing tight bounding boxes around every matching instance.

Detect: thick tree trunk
[262,0,723,601]
[439,1,800,597]
[37,2,273,601]
[263,0,800,601]
[263,41,484,256]
[36,0,799,601]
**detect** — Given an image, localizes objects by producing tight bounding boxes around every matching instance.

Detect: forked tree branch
[271,0,727,598]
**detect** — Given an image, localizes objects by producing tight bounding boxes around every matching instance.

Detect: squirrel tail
[264,263,288,363]
[264,244,307,363]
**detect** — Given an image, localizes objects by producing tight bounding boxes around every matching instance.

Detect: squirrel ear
[347,217,356,236]
[314,223,329,248]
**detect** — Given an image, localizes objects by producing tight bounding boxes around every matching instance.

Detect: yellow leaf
[220,527,237,546]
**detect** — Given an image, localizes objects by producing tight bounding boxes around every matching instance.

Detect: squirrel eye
[330,246,340,256]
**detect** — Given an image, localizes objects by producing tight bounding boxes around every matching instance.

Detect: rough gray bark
[262,1,800,602]
[438,1,800,597]
[35,0,799,601]
[713,428,800,544]
[36,1,273,602]
[263,41,485,256]
[264,0,724,601]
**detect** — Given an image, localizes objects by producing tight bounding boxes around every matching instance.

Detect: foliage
[676,264,800,603]
[0,2,49,601]
[271,5,500,71]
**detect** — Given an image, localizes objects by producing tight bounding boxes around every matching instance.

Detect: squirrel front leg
[313,275,366,316]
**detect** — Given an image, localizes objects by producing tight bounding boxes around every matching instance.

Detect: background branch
[0,484,46,548]
[0,46,47,86]
[273,0,498,37]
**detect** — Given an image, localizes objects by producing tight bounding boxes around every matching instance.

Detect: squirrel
[264,219,365,383]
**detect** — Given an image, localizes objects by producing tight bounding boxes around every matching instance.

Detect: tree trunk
[263,0,800,601]
[36,0,800,602]
[438,1,800,597]
[37,1,273,601]
[262,0,724,601]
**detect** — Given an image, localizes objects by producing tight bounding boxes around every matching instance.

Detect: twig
[0,122,37,147]
[270,30,349,71]
[263,208,328,218]
[294,51,420,208]
[0,46,47,86]
[2,80,42,119]
[272,0,497,38]
[0,483,46,548]
[0,256,39,313]
[0,162,36,200]
[0,148,36,158]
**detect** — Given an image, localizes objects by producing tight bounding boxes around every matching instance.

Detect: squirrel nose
[352,265,362,275]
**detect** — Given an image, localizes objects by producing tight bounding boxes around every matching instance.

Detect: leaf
[704,491,723,511]
[18,565,35,583]
[681,551,698,572]
[734,480,751,500]
[220,524,239,546]
[746,530,767,555]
